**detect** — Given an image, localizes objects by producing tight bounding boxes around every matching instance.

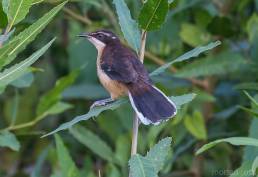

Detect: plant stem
[129,31,147,177]
[131,114,139,155]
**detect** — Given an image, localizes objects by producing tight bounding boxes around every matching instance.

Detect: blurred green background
[0,0,258,176]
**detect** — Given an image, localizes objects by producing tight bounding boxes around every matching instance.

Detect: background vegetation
[0,0,258,177]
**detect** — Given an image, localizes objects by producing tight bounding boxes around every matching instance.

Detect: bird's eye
[97,34,103,38]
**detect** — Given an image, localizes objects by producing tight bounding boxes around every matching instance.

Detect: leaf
[179,23,211,47]
[129,137,172,177]
[175,52,246,78]
[42,93,195,137]
[234,82,258,91]
[10,71,34,88]
[243,91,258,108]
[229,161,253,177]
[247,14,258,42]
[171,93,196,109]
[146,137,172,172]
[129,155,157,177]
[114,135,130,166]
[252,156,258,175]
[243,95,258,162]
[55,134,81,177]
[239,106,258,118]
[36,70,78,116]
[31,147,49,177]
[0,1,67,70]
[184,111,207,140]
[113,0,141,53]
[44,102,73,116]
[138,0,169,31]
[69,125,115,163]
[0,38,55,88]
[0,2,8,28]
[0,130,20,151]
[150,41,221,76]
[2,0,9,15]
[196,137,258,155]
[7,0,33,27]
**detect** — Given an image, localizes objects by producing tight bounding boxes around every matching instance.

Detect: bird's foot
[90,98,114,109]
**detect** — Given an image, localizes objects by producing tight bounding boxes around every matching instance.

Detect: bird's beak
[77,33,90,38]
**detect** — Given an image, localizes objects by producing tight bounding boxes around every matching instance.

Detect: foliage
[129,137,172,177]
[0,0,257,177]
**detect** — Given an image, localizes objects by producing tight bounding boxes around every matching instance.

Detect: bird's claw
[90,101,106,109]
[90,99,113,109]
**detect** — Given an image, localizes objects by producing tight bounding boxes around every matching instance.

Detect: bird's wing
[101,45,151,84]
[101,55,138,83]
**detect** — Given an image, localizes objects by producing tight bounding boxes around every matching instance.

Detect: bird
[78,29,177,125]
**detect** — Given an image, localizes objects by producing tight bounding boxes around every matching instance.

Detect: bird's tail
[127,83,177,125]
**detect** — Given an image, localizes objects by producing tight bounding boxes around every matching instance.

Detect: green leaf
[0,2,8,28]
[114,135,130,166]
[0,1,67,70]
[243,91,258,108]
[7,0,33,27]
[2,0,9,16]
[69,125,115,163]
[42,93,195,137]
[243,96,258,162]
[247,14,258,42]
[36,70,78,116]
[138,0,169,31]
[31,147,49,177]
[0,38,55,88]
[179,23,211,47]
[129,137,172,177]
[146,137,172,172]
[171,93,196,109]
[175,51,246,78]
[10,71,34,88]
[235,82,258,91]
[196,137,258,155]
[229,161,253,177]
[0,130,20,151]
[184,111,207,140]
[150,41,221,76]
[44,102,73,116]
[239,106,258,118]
[252,156,258,175]
[113,0,141,53]
[129,155,157,177]
[55,134,81,177]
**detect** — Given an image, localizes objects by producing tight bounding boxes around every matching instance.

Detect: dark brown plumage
[78,29,177,125]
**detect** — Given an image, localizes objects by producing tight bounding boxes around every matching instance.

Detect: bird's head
[78,30,119,50]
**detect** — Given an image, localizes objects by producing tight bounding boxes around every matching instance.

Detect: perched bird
[78,30,177,125]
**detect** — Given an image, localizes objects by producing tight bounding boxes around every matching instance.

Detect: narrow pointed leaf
[70,125,115,163]
[0,38,55,87]
[0,1,67,69]
[42,94,196,137]
[36,70,78,116]
[150,41,221,76]
[196,137,258,155]
[55,134,81,177]
[113,0,141,53]
[7,0,33,26]
[138,0,169,31]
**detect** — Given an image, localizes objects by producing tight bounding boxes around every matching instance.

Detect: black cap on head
[78,29,119,44]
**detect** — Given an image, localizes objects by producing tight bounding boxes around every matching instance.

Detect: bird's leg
[90,98,114,109]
